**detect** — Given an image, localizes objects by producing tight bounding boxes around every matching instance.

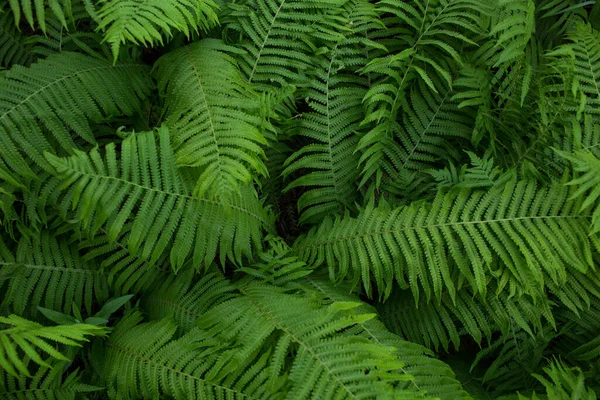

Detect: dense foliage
[1,0,600,399]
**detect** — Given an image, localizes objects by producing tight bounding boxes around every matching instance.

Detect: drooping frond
[561,150,600,234]
[378,285,552,352]
[222,0,348,88]
[95,0,219,62]
[293,179,598,301]
[0,11,34,68]
[27,1,107,59]
[0,51,152,187]
[45,127,272,271]
[155,40,268,198]
[103,311,281,400]
[0,230,109,316]
[0,315,106,377]
[1,361,102,400]
[281,0,380,224]
[6,0,72,34]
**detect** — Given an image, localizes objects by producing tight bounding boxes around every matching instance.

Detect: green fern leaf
[45,127,272,271]
[155,40,268,198]
[293,179,598,301]
[95,0,219,62]
[0,315,106,377]
[0,51,152,187]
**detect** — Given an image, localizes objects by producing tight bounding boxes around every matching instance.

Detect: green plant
[1,0,599,398]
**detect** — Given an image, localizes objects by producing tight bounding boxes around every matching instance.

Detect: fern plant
[1,0,600,399]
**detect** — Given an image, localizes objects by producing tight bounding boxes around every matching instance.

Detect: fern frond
[357,0,485,186]
[0,11,34,68]
[0,230,109,316]
[0,315,106,377]
[301,274,472,400]
[223,0,348,88]
[361,81,473,194]
[46,127,272,271]
[79,224,168,294]
[143,269,236,332]
[1,361,102,399]
[488,0,536,67]
[96,0,219,62]
[527,359,598,400]
[7,0,72,34]
[282,0,380,224]
[378,285,551,352]
[293,179,598,301]
[472,326,555,394]
[194,283,422,399]
[0,51,152,187]
[103,311,281,399]
[561,150,600,234]
[155,40,268,198]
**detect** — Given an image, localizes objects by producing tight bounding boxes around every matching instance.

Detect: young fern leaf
[45,127,272,271]
[104,311,281,400]
[0,315,106,377]
[0,52,152,187]
[223,0,348,88]
[293,179,598,302]
[155,40,268,198]
[488,0,535,67]
[281,0,380,224]
[0,231,110,316]
[7,0,72,34]
[95,0,219,63]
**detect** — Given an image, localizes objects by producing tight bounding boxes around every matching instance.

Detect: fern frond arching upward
[282,0,381,224]
[45,127,272,271]
[96,0,219,62]
[0,230,109,316]
[0,315,106,377]
[293,179,598,302]
[0,52,152,187]
[156,40,268,198]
